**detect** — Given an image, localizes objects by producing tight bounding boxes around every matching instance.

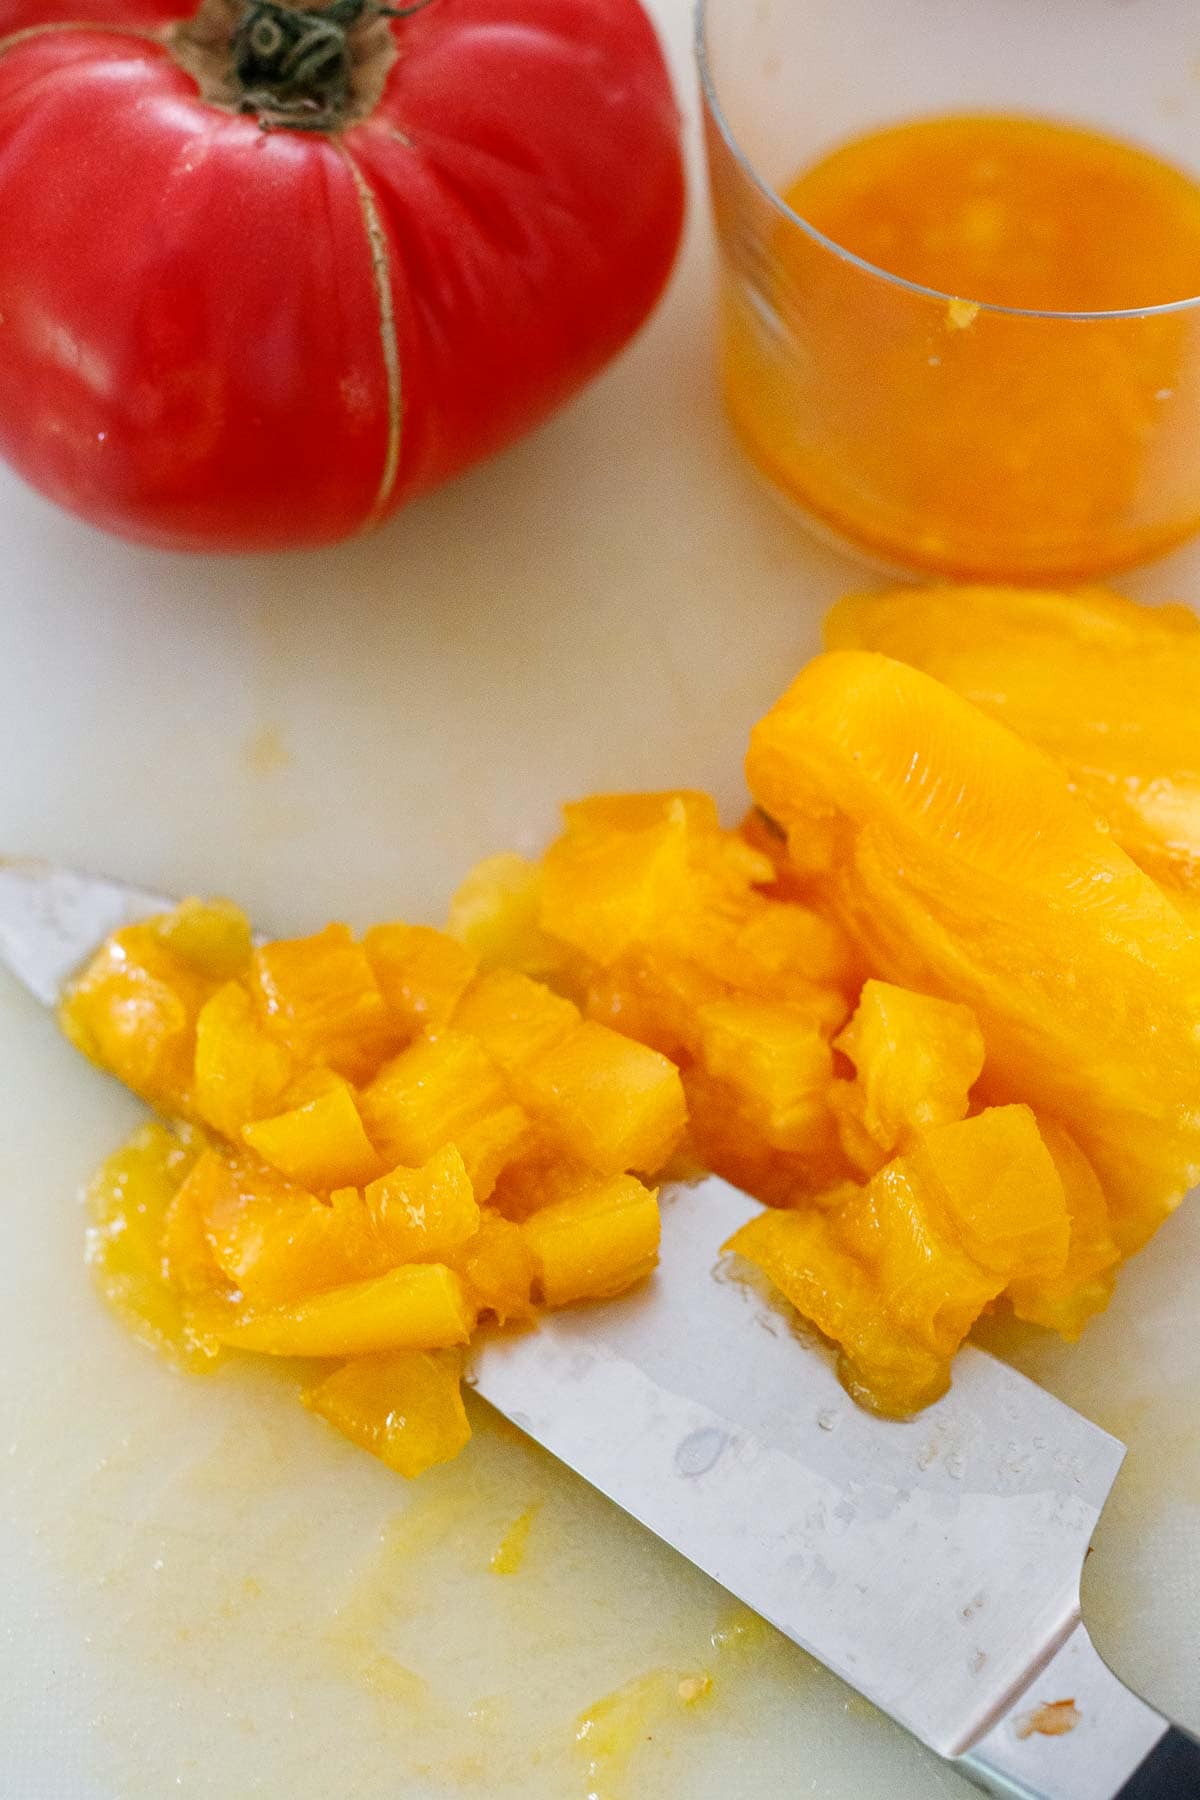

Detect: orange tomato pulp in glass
[720,115,1200,580]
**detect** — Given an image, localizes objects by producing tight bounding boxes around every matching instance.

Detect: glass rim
[694,0,1200,323]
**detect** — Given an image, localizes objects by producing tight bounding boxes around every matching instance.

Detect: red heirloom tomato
[0,0,683,549]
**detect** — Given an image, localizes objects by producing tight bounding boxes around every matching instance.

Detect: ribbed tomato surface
[0,0,684,547]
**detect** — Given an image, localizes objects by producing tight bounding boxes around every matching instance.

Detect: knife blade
[2,857,1196,1800]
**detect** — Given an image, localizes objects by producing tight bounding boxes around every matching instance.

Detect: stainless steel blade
[469,1178,1128,1765]
[0,858,171,1005]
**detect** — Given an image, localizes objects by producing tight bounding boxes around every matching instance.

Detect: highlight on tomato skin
[0,0,685,550]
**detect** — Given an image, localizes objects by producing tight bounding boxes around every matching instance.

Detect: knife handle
[958,1620,1200,1800]
[1116,1728,1200,1799]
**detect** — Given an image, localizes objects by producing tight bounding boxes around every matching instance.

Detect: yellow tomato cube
[275,1066,346,1106]
[363,1145,481,1262]
[455,1211,536,1321]
[451,969,579,1072]
[60,924,216,1114]
[834,1160,1011,1358]
[203,1262,476,1356]
[152,897,253,981]
[696,999,834,1152]
[520,1021,686,1176]
[522,1174,660,1306]
[488,1151,601,1222]
[727,1206,949,1417]
[681,1065,849,1209]
[728,1106,1072,1418]
[186,1151,374,1307]
[452,1104,534,1202]
[686,898,856,997]
[304,1349,471,1477]
[85,1123,221,1372]
[163,1161,230,1303]
[1007,1118,1119,1338]
[249,924,399,1083]
[561,791,722,837]
[357,1029,509,1166]
[583,950,726,1059]
[540,805,693,966]
[446,851,568,978]
[192,981,295,1139]
[363,923,478,1036]
[910,1105,1071,1282]
[190,1142,480,1310]
[243,1079,384,1191]
[832,982,986,1171]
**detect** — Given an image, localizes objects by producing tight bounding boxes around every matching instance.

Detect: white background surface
[3,3,1200,1794]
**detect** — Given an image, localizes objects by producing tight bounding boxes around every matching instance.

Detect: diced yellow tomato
[1007,1119,1119,1338]
[276,1066,347,1107]
[540,790,855,995]
[540,797,698,966]
[696,999,834,1153]
[85,1123,221,1372]
[60,922,217,1114]
[728,1204,949,1416]
[363,923,478,1036]
[737,807,813,903]
[186,1141,478,1310]
[522,1174,661,1307]
[451,1104,533,1203]
[184,1150,373,1307]
[554,790,775,932]
[201,1262,476,1356]
[447,793,855,1214]
[748,651,1200,1252]
[830,982,986,1174]
[363,1145,481,1263]
[561,791,723,837]
[521,1021,686,1176]
[304,1349,471,1477]
[729,1105,1070,1415]
[152,897,253,981]
[163,1162,231,1303]
[451,969,579,1073]
[687,898,856,999]
[583,951,727,1059]
[61,583,1200,1442]
[192,980,295,1139]
[909,1106,1071,1280]
[249,924,400,1084]
[487,1151,603,1223]
[356,1029,530,1202]
[243,1078,384,1191]
[446,851,569,979]
[357,1029,509,1166]
[455,1211,536,1321]
[682,1067,849,1208]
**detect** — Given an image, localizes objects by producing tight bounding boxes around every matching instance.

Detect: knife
[2,857,1197,1800]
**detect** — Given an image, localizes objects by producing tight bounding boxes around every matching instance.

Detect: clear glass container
[698,0,1200,581]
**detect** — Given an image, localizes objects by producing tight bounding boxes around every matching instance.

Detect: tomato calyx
[171,0,434,132]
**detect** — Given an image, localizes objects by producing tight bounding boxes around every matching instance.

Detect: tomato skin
[0,0,683,549]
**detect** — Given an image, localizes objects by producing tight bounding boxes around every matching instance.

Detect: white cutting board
[3,6,1199,1793]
